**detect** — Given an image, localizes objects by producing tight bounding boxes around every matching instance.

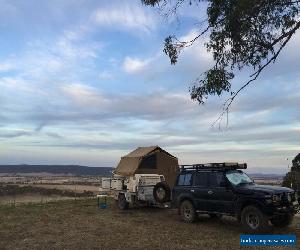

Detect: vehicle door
[206,172,235,213]
[192,171,210,211]
[172,172,193,206]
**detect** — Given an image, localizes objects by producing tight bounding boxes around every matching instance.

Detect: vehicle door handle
[190,189,195,192]
[208,190,214,195]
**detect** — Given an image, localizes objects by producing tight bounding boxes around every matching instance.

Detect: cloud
[0,0,299,172]
[122,57,152,74]
[121,28,213,82]
[61,83,108,107]
[0,0,18,23]
[1,77,299,171]
[99,71,113,80]
[45,132,63,139]
[0,62,13,72]
[178,29,213,66]
[92,2,157,34]
[55,33,102,60]
[0,76,46,95]
[0,130,32,139]
[20,88,200,125]
[0,16,104,79]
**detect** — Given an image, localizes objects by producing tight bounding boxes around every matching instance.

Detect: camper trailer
[101,146,179,209]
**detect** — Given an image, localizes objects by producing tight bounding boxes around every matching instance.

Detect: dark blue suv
[172,163,299,232]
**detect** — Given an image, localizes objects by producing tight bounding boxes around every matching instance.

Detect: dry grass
[27,184,100,194]
[0,198,299,250]
[0,194,75,205]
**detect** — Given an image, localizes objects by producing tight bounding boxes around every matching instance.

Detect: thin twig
[212,26,297,128]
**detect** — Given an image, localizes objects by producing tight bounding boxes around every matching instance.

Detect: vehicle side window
[193,172,208,186]
[177,173,192,186]
[208,172,225,187]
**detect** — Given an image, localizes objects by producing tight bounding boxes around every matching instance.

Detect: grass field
[0,194,75,205]
[25,184,100,194]
[0,198,299,250]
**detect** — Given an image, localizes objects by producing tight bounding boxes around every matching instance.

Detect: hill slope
[0,165,114,176]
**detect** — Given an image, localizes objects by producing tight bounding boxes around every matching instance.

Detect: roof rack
[180,162,247,171]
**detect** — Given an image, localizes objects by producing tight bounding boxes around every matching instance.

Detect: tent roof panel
[124,146,158,158]
[114,157,141,176]
[124,146,177,159]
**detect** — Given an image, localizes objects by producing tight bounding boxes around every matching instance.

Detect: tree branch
[212,22,299,128]
[174,25,209,47]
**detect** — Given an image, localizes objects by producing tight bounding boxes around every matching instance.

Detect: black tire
[271,213,294,228]
[180,200,197,223]
[241,205,269,233]
[209,213,223,219]
[117,193,129,210]
[153,182,171,203]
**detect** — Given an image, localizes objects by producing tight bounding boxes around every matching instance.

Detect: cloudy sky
[0,0,299,173]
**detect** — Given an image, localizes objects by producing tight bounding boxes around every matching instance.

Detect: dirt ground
[0,198,299,250]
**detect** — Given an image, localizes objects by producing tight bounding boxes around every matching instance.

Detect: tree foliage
[142,0,300,120]
[282,172,293,188]
[292,153,300,169]
[282,153,300,189]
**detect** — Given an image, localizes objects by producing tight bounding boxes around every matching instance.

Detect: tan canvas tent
[114,146,179,187]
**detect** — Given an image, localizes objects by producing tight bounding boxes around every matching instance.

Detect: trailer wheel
[153,182,171,203]
[117,193,129,210]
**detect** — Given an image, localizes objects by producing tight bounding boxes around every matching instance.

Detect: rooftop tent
[114,146,179,187]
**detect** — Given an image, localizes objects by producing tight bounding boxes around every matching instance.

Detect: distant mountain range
[0,165,286,179]
[248,173,284,179]
[0,165,114,176]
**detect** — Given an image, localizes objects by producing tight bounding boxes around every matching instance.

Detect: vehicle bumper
[266,201,299,217]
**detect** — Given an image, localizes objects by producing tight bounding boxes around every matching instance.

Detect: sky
[0,0,299,174]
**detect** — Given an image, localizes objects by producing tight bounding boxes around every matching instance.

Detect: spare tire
[153,182,171,203]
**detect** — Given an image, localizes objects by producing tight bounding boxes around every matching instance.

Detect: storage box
[101,178,112,190]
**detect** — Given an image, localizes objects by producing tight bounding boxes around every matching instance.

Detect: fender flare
[176,193,197,209]
[236,197,267,219]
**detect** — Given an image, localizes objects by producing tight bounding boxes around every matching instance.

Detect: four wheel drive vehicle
[172,163,299,232]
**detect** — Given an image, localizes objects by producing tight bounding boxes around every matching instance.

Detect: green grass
[0,198,299,250]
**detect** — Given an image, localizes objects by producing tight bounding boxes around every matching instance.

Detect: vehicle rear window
[208,172,225,187]
[177,173,192,186]
[193,172,208,186]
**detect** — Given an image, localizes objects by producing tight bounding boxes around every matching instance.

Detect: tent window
[139,154,157,169]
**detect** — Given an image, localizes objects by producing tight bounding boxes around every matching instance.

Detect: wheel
[241,205,269,233]
[271,213,294,228]
[209,213,223,219]
[180,200,197,223]
[117,193,129,210]
[153,182,171,203]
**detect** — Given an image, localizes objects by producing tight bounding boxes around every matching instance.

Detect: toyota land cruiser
[172,163,299,232]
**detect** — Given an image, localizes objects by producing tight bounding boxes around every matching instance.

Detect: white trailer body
[100,174,169,208]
